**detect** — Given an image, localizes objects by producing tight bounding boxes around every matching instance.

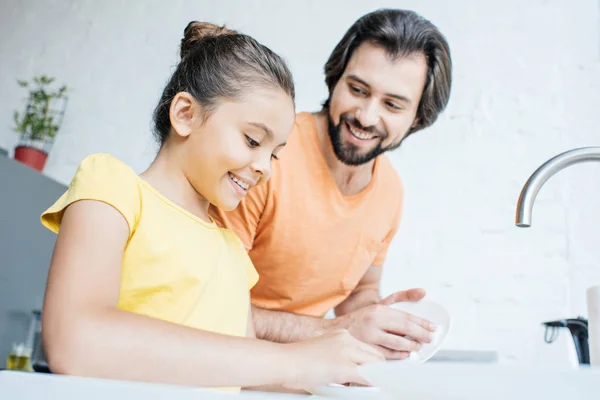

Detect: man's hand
[327,288,437,360]
[379,288,427,306]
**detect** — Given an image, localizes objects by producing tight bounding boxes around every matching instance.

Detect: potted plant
[13,75,68,171]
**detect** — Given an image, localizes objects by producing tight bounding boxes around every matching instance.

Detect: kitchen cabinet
[0,155,67,367]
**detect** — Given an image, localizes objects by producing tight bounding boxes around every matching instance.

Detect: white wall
[1,0,599,364]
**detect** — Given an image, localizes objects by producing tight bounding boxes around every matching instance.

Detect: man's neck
[313,111,375,196]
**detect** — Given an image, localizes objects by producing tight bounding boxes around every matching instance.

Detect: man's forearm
[251,305,330,343]
[334,289,380,316]
[251,289,381,342]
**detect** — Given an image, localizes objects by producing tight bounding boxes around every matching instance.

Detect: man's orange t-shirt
[210,112,404,317]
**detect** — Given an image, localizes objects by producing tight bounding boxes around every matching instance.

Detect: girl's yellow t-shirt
[41,153,258,340]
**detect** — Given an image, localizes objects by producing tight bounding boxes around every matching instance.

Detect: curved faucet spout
[516,147,600,227]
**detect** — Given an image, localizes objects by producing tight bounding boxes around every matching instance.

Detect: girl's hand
[282,329,384,390]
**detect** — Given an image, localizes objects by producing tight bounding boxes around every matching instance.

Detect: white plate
[306,383,382,398]
[358,361,600,400]
[307,299,450,397]
[390,299,451,362]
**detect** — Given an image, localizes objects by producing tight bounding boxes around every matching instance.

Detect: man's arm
[334,265,383,316]
[251,288,433,360]
[251,305,329,343]
[246,308,256,338]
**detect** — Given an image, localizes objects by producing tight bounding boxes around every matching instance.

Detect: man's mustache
[340,114,387,139]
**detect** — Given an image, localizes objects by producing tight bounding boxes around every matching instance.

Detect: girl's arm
[43,200,382,389]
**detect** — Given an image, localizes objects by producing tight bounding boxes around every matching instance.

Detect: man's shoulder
[287,112,316,141]
[275,112,317,162]
[294,111,315,127]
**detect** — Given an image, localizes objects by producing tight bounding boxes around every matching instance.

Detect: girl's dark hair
[324,9,452,135]
[153,21,295,145]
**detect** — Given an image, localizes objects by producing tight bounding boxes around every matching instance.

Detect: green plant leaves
[13,75,68,142]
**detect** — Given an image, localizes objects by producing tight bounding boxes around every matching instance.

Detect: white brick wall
[1,0,599,364]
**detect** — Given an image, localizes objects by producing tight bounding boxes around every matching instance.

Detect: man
[210,8,452,359]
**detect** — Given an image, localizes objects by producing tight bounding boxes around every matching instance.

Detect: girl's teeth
[230,174,249,190]
[349,125,375,140]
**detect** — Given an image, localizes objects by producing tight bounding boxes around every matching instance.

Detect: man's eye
[245,135,260,148]
[350,85,366,96]
[386,101,402,110]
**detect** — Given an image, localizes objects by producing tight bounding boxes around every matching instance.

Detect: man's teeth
[230,174,249,190]
[348,124,376,140]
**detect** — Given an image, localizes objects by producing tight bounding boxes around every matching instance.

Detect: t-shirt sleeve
[41,153,141,237]
[209,178,269,252]
[372,183,404,267]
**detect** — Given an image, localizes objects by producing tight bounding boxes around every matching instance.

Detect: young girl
[39,21,382,391]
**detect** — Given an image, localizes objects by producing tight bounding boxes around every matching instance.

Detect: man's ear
[411,117,420,129]
[169,92,198,139]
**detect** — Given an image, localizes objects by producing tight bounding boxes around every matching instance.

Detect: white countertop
[5,363,600,399]
[0,371,316,399]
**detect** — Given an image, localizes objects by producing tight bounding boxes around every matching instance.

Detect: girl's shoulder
[74,153,139,181]
[41,154,142,235]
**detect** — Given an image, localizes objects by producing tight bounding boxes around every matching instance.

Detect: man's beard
[327,111,403,166]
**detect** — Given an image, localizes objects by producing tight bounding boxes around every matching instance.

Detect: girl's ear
[169,92,199,138]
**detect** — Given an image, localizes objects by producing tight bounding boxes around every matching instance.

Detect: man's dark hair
[323,9,452,135]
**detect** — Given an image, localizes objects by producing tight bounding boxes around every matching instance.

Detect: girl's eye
[271,154,279,160]
[245,135,260,148]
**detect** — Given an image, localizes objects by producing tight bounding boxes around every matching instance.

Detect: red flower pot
[14,146,48,171]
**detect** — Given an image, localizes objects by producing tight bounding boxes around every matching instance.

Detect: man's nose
[355,100,380,128]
